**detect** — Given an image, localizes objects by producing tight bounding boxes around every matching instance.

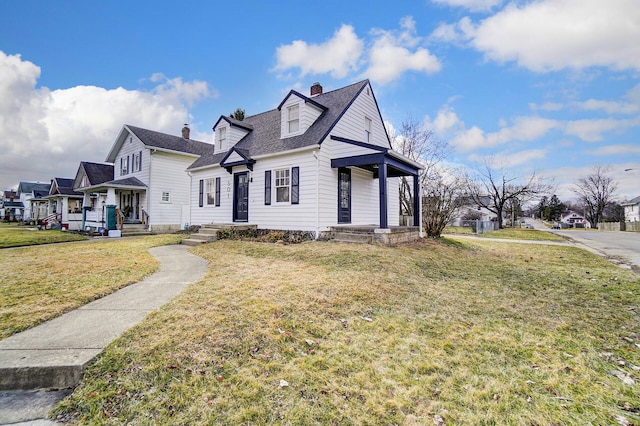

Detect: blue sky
[1,0,639,201]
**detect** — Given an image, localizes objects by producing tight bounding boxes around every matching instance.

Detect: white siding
[116,133,150,184]
[228,125,250,149]
[148,151,195,229]
[190,166,234,225]
[330,82,389,148]
[224,150,245,163]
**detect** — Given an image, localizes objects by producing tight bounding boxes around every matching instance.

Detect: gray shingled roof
[126,125,213,156]
[51,177,83,197]
[81,162,114,186]
[188,80,370,170]
[104,177,147,188]
[17,182,51,195]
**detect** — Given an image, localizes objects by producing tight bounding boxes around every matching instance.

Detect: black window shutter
[264,170,271,205]
[139,150,142,171]
[120,158,123,176]
[199,179,204,207]
[291,167,299,204]
[215,177,221,207]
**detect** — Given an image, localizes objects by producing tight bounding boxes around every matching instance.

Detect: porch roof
[330,151,422,178]
[79,177,147,193]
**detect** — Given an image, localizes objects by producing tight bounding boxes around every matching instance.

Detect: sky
[1,0,639,202]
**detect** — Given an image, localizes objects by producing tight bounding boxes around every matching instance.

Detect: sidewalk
[0,244,208,424]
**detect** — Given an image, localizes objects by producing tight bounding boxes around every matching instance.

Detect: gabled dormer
[212,116,253,154]
[277,83,328,139]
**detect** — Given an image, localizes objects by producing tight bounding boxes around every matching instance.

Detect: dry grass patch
[0,234,182,339]
[54,239,640,424]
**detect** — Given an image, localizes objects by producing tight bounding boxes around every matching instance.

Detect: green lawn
[0,234,183,339]
[0,223,87,248]
[53,238,640,425]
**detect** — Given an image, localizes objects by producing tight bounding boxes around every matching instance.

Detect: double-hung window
[275,168,290,203]
[205,178,216,205]
[217,127,227,152]
[287,104,299,134]
[364,117,372,143]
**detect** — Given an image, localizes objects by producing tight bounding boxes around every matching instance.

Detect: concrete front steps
[330,226,375,244]
[182,224,257,246]
[121,223,154,237]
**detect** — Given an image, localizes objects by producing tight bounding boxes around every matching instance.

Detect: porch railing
[116,208,125,230]
[141,209,149,225]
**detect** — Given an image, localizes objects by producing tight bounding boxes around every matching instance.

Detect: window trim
[287,104,300,134]
[160,191,171,203]
[205,178,216,206]
[364,116,372,143]
[217,126,227,152]
[274,168,291,204]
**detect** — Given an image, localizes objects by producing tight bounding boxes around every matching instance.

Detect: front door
[338,167,351,223]
[234,172,249,222]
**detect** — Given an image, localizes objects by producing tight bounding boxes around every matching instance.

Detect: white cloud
[273,18,441,85]
[575,99,639,115]
[588,144,640,156]
[529,102,564,112]
[424,105,464,135]
[450,115,559,152]
[463,0,640,72]
[563,117,640,142]
[431,0,503,13]
[363,17,441,84]
[0,51,213,190]
[469,148,547,167]
[273,25,364,79]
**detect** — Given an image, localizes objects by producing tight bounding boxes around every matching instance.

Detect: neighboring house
[187,80,422,238]
[621,196,640,222]
[74,125,212,232]
[44,177,84,230]
[449,195,495,227]
[17,182,51,222]
[1,190,23,222]
[72,162,115,230]
[559,210,591,228]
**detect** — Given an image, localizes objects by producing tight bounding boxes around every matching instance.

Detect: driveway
[524,218,640,273]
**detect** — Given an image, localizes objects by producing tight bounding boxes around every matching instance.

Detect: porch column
[106,188,117,205]
[413,175,420,227]
[379,162,388,229]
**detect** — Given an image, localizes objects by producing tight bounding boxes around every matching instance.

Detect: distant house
[449,195,495,227]
[73,125,212,232]
[186,80,422,239]
[621,196,640,222]
[44,177,84,230]
[1,190,23,222]
[17,182,51,222]
[559,210,591,228]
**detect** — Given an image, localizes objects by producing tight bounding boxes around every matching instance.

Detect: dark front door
[338,167,351,223]
[234,172,249,222]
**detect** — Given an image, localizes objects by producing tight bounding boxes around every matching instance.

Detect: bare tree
[573,164,618,227]
[466,158,551,229]
[390,117,449,217]
[422,170,467,237]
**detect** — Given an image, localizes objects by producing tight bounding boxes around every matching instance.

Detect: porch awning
[80,177,147,193]
[330,152,421,177]
[330,149,422,229]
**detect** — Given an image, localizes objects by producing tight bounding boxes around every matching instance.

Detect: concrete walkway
[0,244,208,425]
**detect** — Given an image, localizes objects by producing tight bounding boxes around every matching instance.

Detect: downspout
[313,149,320,239]
[147,150,153,232]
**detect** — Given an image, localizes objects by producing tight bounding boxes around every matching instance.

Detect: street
[525,218,640,273]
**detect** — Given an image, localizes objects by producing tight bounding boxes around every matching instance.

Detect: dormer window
[287,104,300,133]
[217,127,227,152]
[364,117,372,143]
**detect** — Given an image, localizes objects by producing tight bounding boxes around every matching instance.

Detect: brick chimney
[182,124,190,139]
[310,82,323,96]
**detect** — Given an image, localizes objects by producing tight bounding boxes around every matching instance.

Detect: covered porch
[79,178,148,231]
[330,145,423,230]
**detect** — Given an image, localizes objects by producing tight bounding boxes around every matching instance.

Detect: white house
[44,177,84,230]
[622,196,640,222]
[16,182,51,222]
[73,125,213,233]
[559,210,591,228]
[187,80,422,239]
